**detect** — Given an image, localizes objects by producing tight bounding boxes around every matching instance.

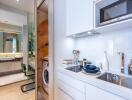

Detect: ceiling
[38,0,48,13]
[0,0,34,13]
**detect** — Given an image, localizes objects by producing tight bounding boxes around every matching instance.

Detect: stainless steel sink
[97,72,132,89]
[65,65,82,73]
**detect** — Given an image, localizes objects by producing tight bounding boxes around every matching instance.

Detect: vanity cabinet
[86,84,126,100]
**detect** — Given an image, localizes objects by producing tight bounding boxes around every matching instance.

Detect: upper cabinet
[66,0,94,36]
[55,0,132,37]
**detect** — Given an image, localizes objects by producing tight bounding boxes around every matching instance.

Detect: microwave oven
[100,0,132,26]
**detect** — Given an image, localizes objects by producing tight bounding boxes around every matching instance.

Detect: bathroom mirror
[0,16,23,53]
[0,32,22,53]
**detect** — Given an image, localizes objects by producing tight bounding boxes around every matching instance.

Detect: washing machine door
[43,67,49,87]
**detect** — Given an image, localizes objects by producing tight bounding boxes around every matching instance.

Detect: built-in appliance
[42,57,49,94]
[100,0,132,26]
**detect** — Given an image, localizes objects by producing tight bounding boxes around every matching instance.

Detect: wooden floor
[0,80,35,100]
[38,86,48,100]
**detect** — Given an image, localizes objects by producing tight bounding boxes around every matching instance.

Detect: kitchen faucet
[104,51,109,71]
[73,50,80,65]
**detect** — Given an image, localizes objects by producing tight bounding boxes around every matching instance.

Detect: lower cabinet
[56,88,74,100]
[56,72,127,100]
[86,84,126,100]
[57,80,85,100]
[56,73,85,100]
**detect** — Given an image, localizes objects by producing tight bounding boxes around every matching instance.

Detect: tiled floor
[0,80,35,100]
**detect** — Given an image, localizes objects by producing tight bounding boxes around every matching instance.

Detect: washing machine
[42,58,49,94]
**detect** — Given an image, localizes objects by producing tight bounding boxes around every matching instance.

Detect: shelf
[94,19,132,33]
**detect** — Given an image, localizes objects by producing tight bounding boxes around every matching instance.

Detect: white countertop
[57,67,132,100]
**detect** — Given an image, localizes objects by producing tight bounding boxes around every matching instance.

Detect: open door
[37,0,49,100]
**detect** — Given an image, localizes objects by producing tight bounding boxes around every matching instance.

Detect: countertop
[0,57,22,63]
[57,66,132,100]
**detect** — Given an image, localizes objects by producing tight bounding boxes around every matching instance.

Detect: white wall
[0,9,27,26]
[54,0,75,68]
[75,28,132,72]
[54,0,75,99]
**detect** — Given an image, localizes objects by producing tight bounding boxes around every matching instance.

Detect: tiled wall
[75,28,132,72]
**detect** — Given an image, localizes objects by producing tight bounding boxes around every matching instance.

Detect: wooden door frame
[35,0,54,100]
[48,0,54,100]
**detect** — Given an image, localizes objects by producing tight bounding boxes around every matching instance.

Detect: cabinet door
[66,0,94,36]
[56,88,74,100]
[56,72,85,100]
[57,79,85,100]
[86,84,126,100]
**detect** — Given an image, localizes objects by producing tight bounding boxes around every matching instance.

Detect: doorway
[37,0,49,100]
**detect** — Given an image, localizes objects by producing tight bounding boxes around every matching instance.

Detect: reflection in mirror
[0,22,22,53]
[0,32,22,53]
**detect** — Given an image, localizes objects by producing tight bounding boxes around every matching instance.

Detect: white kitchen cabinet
[86,84,126,100]
[66,0,94,36]
[56,72,85,100]
[57,72,85,93]
[55,0,94,36]
[56,88,74,100]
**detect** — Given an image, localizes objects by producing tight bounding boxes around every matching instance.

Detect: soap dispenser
[128,59,132,74]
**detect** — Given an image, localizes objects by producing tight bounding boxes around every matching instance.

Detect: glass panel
[103,1,127,21]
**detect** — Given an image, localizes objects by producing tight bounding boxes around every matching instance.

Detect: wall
[54,0,75,99]
[75,28,132,72]
[54,0,75,69]
[0,9,27,26]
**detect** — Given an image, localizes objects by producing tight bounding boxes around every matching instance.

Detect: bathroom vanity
[0,53,23,76]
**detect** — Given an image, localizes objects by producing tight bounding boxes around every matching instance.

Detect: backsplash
[75,28,132,72]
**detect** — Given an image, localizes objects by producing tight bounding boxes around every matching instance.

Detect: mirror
[0,32,22,53]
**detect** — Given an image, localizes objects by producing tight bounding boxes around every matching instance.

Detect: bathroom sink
[97,72,132,89]
[65,65,82,73]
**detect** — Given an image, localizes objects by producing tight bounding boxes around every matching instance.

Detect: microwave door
[100,0,132,26]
